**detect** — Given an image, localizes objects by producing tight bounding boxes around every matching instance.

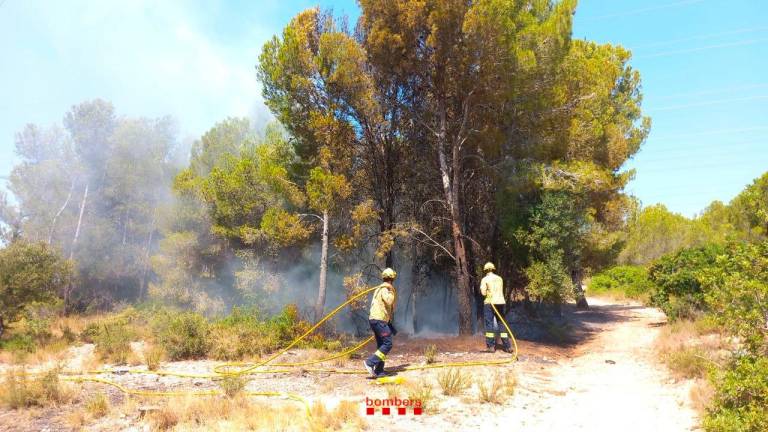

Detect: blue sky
[1,0,766,216]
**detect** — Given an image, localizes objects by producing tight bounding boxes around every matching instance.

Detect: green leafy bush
[208,304,312,361]
[0,241,72,339]
[92,321,133,364]
[588,265,655,299]
[701,241,768,354]
[648,244,723,320]
[704,355,768,432]
[156,312,210,360]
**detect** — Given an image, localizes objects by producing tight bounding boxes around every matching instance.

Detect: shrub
[424,344,437,364]
[218,375,248,398]
[437,368,471,396]
[648,244,723,320]
[588,265,655,299]
[92,320,133,364]
[704,355,768,432]
[701,241,768,354]
[0,241,72,339]
[156,312,210,360]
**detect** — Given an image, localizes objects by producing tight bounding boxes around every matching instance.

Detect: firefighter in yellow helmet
[480,262,512,353]
[364,268,398,377]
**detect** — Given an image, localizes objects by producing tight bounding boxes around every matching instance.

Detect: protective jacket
[480,272,505,305]
[369,282,396,322]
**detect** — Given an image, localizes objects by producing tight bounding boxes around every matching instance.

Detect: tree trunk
[0,316,4,339]
[573,268,589,309]
[69,182,89,261]
[140,222,155,300]
[436,109,473,335]
[315,210,329,321]
[49,179,75,245]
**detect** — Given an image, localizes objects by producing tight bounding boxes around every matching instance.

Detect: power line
[629,26,768,50]
[652,83,768,101]
[580,0,706,21]
[649,126,768,140]
[649,94,768,112]
[636,37,768,59]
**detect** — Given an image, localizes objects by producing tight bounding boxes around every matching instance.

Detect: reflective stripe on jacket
[369,282,396,322]
[480,272,505,304]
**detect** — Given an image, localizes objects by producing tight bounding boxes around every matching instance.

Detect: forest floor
[0,297,701,431]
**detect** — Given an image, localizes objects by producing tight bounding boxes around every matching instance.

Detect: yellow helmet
[483,262,496,272]
[381,268,397,280]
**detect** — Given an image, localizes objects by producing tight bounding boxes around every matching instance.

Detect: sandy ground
[0,297,700,431]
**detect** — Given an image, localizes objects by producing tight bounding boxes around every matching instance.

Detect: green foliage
[620,204,704,265]
[701,241,768,355]
[588,265,655,299]
[704,355,768,432]
[89,313,136,364]
[524,258,574,304]
[0,241,71,336]
[729,172,768,240]
[155,312,211,361]
[648,244,723,320]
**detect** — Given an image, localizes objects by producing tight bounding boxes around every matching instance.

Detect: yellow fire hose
[43,285,518,419]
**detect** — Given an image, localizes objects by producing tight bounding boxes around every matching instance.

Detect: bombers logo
[364,397,423,415]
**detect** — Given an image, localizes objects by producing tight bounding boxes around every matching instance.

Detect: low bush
[155,312,210,360]
[208,304,315,361]
[588,265,655,300]
[218,375,248,398]
[648,244,722,320]
[704,355,768,432]
[91,320,133,364]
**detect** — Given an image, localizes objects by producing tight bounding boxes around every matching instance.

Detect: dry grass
[85,393,110,418]
[0,367,75,409]
[656,319,728,380]
[406,379,436,413]
[477,373,508,404]
[424,344,438,364]
[144,344,165,371]
[145,395,358,431]
[309,400,365,432]
[437,368,472,396]
[690,378,715,414]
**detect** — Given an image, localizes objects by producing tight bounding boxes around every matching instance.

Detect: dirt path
[508,298,700,432]
[378,297,700,431]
